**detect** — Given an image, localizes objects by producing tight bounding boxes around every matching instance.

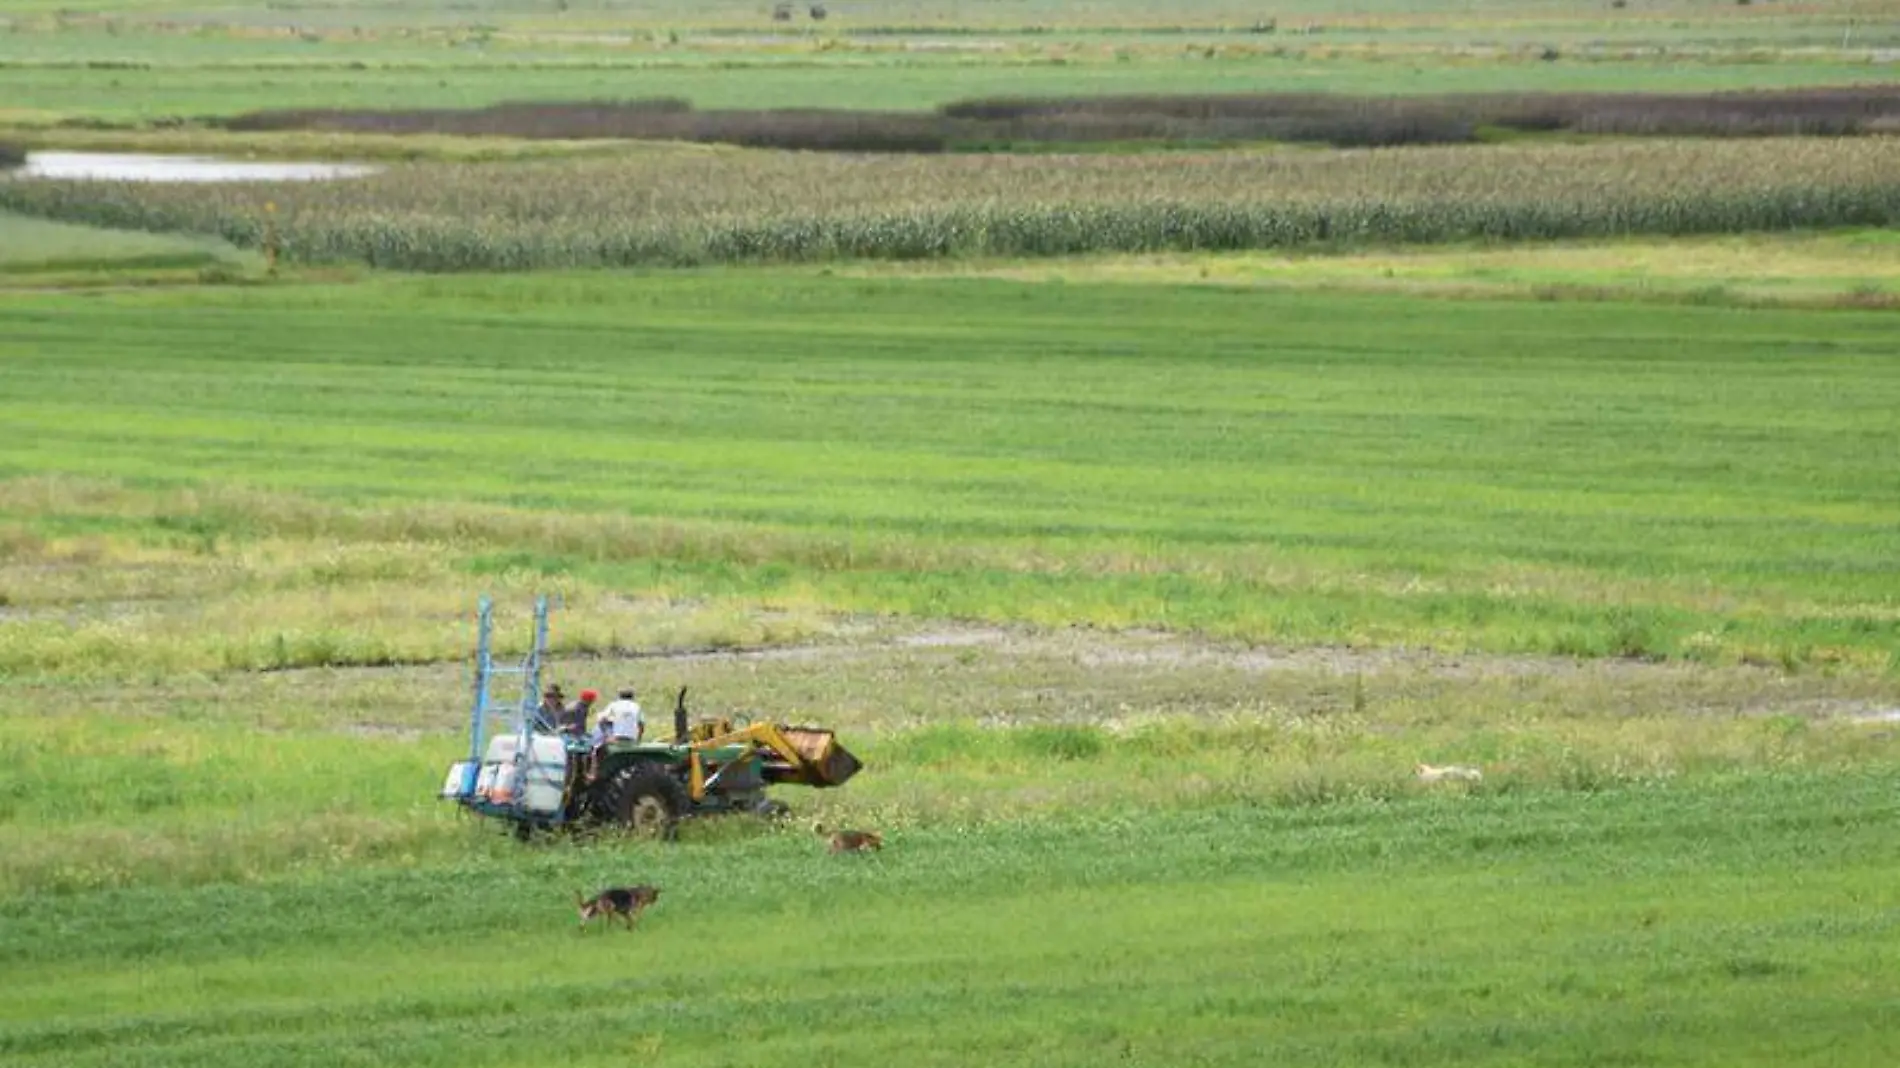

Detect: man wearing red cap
[559,689,597,736]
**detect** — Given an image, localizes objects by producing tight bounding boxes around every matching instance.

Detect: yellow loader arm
[684,722,863,802]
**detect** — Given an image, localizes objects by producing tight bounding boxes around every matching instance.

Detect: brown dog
[814,822,883,854]
[575,885,661,931]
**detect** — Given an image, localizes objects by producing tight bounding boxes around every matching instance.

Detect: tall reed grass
[3,138,1897,271]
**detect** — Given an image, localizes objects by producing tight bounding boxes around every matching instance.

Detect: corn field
[3,139,1899,271]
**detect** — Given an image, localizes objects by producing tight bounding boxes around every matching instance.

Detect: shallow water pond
[11,151,377,183]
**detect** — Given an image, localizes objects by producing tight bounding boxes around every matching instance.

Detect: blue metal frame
[453,594,552,822]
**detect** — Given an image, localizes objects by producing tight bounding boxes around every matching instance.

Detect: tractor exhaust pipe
[673,686,689,743]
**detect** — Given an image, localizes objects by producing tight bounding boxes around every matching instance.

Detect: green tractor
[438,596,862,840]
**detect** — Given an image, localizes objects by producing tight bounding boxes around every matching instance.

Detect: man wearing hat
[583,687,637,783]
[600,687,644,743]
[535,685,567,733]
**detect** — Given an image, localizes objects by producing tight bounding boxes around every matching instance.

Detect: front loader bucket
[772,726,863,788]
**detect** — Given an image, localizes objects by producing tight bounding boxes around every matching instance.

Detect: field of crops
[6,137,1900,271]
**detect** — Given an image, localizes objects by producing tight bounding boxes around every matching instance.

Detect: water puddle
[9,151,378,183]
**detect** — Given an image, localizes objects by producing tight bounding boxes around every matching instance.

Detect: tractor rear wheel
[607,766,686,840]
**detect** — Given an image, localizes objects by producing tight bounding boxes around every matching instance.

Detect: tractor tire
[606,766,687,841]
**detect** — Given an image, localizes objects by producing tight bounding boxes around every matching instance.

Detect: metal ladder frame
[459,594,549,806]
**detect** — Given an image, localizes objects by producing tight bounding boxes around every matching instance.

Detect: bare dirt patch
[22,618,1889,737]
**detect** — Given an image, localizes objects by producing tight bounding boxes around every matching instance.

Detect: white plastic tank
[520,734,570,816]
[478,736,519,804]
[476,733,570,815]
[490,763,522,804]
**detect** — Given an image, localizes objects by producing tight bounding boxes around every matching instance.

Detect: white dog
[1416,762,1484,784]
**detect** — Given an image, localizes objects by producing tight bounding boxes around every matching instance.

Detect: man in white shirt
[601,688,644,743]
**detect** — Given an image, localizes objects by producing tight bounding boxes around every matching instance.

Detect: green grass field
[10,614,1896,896]
[11,54,1898,123]
[5,246,1898,1063]
[1,274,1896,676]
[5,771,1899,1067]
[1,0,1895,124]
[5,3,1900,1064]
[5,53,1892,125]
[0,210,244,275]
[866,231,1900,308]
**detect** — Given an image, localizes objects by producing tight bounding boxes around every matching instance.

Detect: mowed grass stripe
[1,276,1895,663]
[4,280,1892,486]
[3,774,1896,1067]
[4,393,1892,583]
[10,399,1885,527]
[5,277,1894,518]
[3,57,1892,135]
